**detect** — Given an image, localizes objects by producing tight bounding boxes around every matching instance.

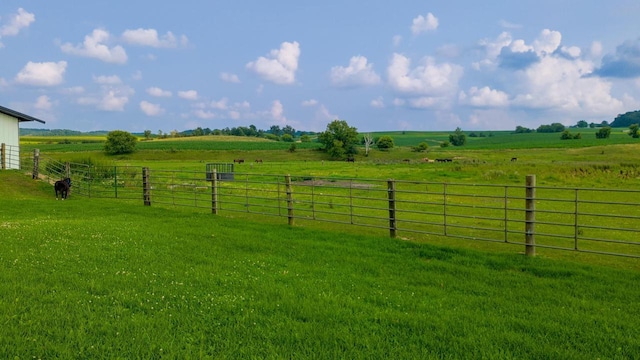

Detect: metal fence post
[211,169,218,214]
[114,166,118,198]
[143,167,151,206]
[32,149,39,179]
[1,143,5,170]
[285,174,294,226]
[388,179,397,238]
[525,174,536,256]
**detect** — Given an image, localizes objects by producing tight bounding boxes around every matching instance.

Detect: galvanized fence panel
[22,161,640,258]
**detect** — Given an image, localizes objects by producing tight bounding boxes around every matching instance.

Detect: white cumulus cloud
[140,101,165,116]
[246,41,300,85]
[34,95,53,110]
[178,90,198,100]
[220,72,240,83]
[370,96,385,108]
[330,55,381,87]
[147,87,172,97]
[270,100,287,124]
[77,84,134,112]
[93,75,122,85]
[122,28,188,48]
[459,86,509,107]
[387,53,463,96]
[533,29,561,56]
[301,99,318,107]
[512,56,624,116]
[411,13,438,35]
[15,61,67,86]
[60,29,127,64]
[0,8,35,45]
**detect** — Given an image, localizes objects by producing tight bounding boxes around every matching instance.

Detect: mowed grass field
[1,170,640,359]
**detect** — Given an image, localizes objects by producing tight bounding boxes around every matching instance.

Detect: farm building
[0,105,45,170]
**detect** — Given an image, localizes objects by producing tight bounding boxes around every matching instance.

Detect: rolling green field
[1,170,639,358]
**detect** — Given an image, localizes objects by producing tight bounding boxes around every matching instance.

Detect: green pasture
[373,128,636,149]
[17,129,640,262]
[1,170,639,358]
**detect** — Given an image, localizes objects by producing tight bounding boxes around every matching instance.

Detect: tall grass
[1,171,639,358]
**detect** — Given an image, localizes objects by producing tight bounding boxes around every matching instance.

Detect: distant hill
[610,110,640,128]
[19,128,138,136]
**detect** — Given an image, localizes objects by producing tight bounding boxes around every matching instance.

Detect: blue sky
[2,1,640,133]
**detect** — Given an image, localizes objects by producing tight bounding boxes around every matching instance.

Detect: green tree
[104,130,138,154]
[537,123,565,133]
[514,126,533,134]
[282,125,296,137]
[376,135,395,150]
[143,130,152,140]
[318,120,359,159]
[269,125,282,136]
[629,124,640,138]
[281,134,294,142]
[449,127,466,146]
[576,120,588,128]
[611,110,640,128]
[595,127,611,139]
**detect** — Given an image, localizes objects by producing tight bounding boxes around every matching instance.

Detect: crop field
[3,129,640,357]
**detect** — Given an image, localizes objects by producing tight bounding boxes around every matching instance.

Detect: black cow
[54,177,72,200]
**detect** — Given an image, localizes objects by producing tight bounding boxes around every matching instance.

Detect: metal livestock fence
[17,155,640,258]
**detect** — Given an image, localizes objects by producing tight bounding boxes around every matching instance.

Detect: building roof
[0,105,46,124]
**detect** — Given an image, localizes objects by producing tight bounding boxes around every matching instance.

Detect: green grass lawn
[1,170,639,358]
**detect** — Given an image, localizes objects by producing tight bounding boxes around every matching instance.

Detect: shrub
[104,130,137,154]
[300,134,311,142]
[376,135,395,150]
[449,128,466,146]
[412,142,429,152]
[560,130,581,140]
[595,127,611,139]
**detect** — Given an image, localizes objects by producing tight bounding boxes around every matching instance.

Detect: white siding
[0,112,20,169]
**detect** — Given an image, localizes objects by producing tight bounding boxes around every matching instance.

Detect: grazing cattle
[255,159,263,163]
[403,159,411,163]
[346,156,355,163]
[422,157,435,163]
[233,159,245,164]
[54,177,72,200]
[435,158,453,163]
[511,157,518,162]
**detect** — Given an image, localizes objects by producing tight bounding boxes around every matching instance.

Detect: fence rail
[0,143,21,170]
[17,152,640,258]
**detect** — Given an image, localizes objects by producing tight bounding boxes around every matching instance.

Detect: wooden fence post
[32,149,39,179]
[142,167,151,206]
[65,162,71,178]
[388,179,397,238]
[285,174,294,226]
[525,174,536,256]
[1,143,5,170]
[211,169,218,214]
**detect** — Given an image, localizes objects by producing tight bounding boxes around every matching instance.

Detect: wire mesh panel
[206,163,234,181]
